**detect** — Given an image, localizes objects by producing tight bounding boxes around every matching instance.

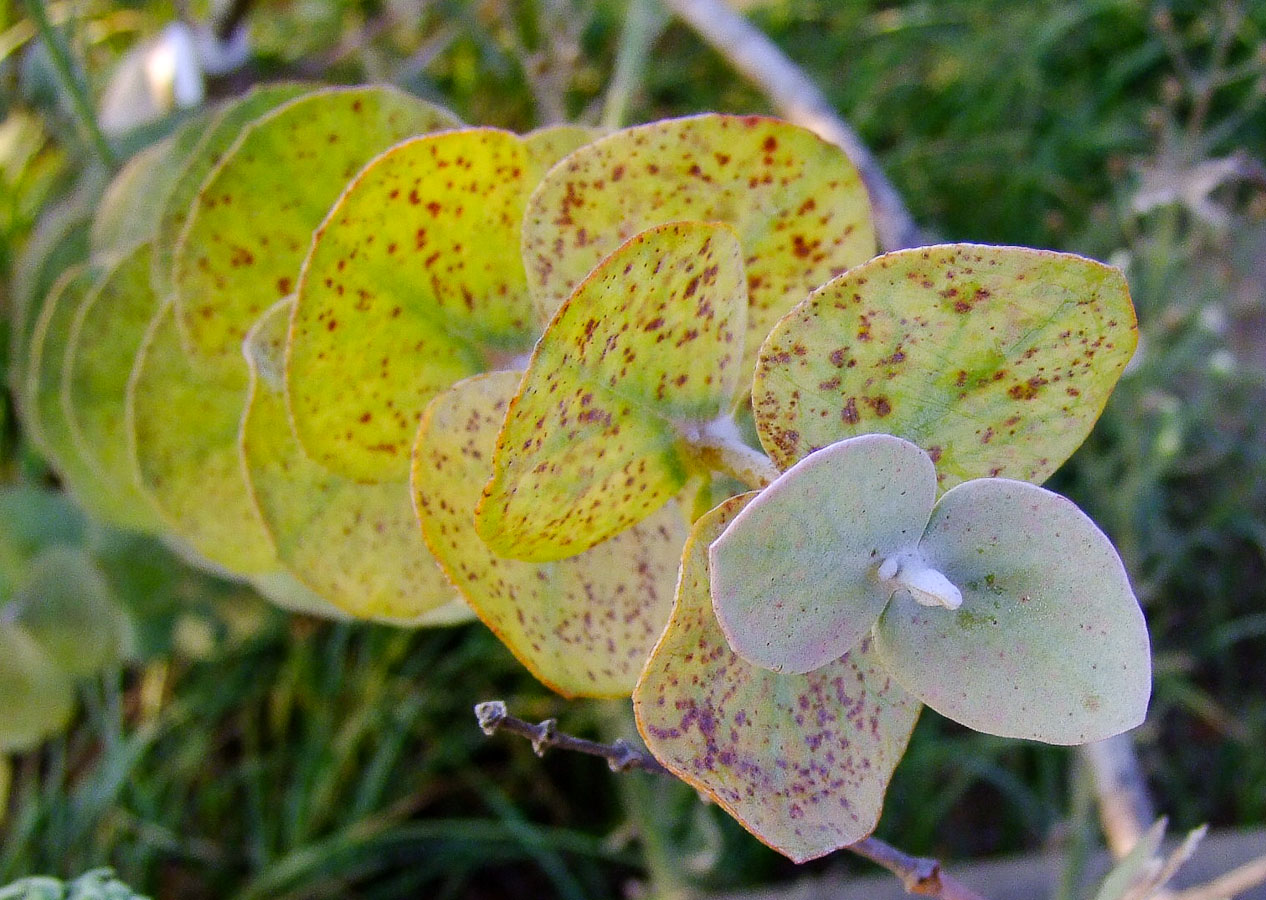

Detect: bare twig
[474,702,993,900]
[475,700,671,775]
[659,0,922,252]
[1171,852,1266,900]
[1083,735,1158,859]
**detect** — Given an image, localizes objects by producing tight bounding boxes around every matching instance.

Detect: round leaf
[89,116,208,261]
[476,221,748,561]
[635,494,921,862]
[23,266,155,530]
[413,371,688,698]
[172,85,461,373]
[152,83,311,304]
[0,623,75,752]
[522,114,875,376]
[127,302,278,575]
[243,300,467,623]
[753,244,1137,486]
[62,242,164,533]
[874,477,1151,744]
[710,434,936,674]
[287,128,543,483]
[12,546,130,676]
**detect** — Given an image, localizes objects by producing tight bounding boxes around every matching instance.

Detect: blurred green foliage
[0,0,1264,896]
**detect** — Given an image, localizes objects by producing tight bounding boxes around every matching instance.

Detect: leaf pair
[634,494,920,862]
[710,433,1152,745]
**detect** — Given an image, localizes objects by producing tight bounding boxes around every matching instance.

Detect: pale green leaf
[243,300,468,623]
[172,85,461,374]
[753,244,1137,486]
[0,623,75,752]
[127,302,278,575]
[522,114,875,376]
[89,116,208,262]
[874,477,1151,744]
[413,371,688,697]
[23,266,156,531]
[709,434,936,674]
[12,546,129,676]
[476,221,747,561]
[61,242,164,533]
[635,494,921,862]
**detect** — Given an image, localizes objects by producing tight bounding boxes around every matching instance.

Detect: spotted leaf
[243,300,469,624]
[753,244,1136,485]
[152,82,311,304]
[24,266,158,531]
[634,494,921,862]
[127,303,277,575]
[476,221,747,561]
[874,476,1150,744]
[287,128,548,483]
[0,623,75,752]
[172,85,461,374]
[709,434,935,674]
[522,114,875,375]
[412,371,688,698]
[62,243,164,529]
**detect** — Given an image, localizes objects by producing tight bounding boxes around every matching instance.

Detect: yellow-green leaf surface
[476,222,747,562]
[10,206,90,398]
[243,300,467,623]
[522,114,875,372]
[413,371,688,697]
[522,124,604,171]
[753,244,1137,486]
[874,477,1151,744]
[634,495,921,862]
[710,434,936,675]
[152,83,311,303]
[88,119,206,261]
[24,266,156,530]
[248,572,353,621]
[0,623,75,752]
[287,128,546,483]
[128,303,277,575]
[62,243,164,532]
[12,546,130,676]
[173,85,461,374]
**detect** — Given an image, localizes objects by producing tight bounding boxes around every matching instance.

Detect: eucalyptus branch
[659,0,921,252]
[474,701,992,900]
[1083,735,1157,859]
[23,0,116,170]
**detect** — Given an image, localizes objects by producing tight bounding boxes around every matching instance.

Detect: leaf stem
[475,700,671,775]
[23,0,116,170]
[474,701,993,900]
[679,417,780,491]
